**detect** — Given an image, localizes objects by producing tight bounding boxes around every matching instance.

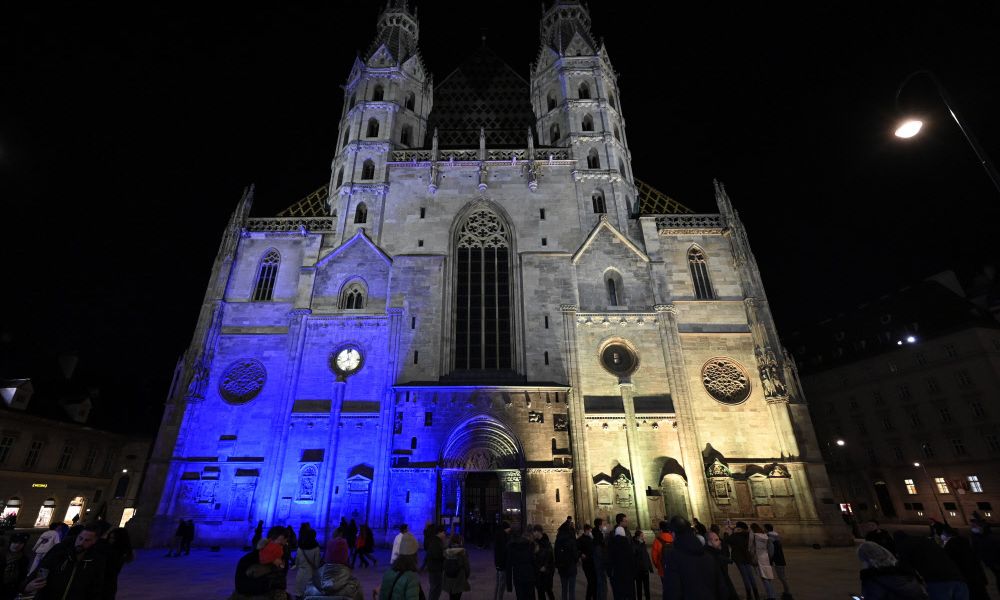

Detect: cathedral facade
[137,1,846,546]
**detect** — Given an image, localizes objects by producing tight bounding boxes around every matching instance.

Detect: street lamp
[894,69,1000,195]
[913,458,948,526]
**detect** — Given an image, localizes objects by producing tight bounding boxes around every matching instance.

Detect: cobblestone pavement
[118,544,864,599]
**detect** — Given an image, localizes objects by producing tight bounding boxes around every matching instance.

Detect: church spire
[366,0,420,64]
[538,0,597,55]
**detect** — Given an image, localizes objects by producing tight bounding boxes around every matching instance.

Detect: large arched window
[547,90,557,112]
[582,114,594,132]
[578,82,591,99]
[454,207,513,371]
[372,84,384,101]
[404,91,416,111]
[587,148,600,169]
[354,202,368,224]
[400,124,413,146]
[605,270,624,306]
[340,281,366,309]
[252,249,280,301]
[361,159,375,180]
[366,118,380,138]
[592,189,606,214]
[689,247,715,300]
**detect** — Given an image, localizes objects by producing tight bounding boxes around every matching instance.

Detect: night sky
[3,2,999,433]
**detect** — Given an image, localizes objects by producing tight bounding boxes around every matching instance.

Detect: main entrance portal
[464,472,501,547]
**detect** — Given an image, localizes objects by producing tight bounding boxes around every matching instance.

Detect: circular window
[702,357,751,405]
[218,359,267,404]
[600,343,638,377]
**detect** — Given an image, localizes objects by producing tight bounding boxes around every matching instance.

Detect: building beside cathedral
[135,1,847,546]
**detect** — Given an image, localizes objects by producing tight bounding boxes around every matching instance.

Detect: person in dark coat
[606,526,635,599]
[939,526,989,600]
[632,530,653,600]
[706,530,739,600]
[554,523,578,600]
[857,541,929,600]
[426,525,447,600]
[102,527,134,600]
[507,531,537,600]
[591,519,609,600]
[494,521,512,600]
[1,532,32,600]
[533,525,555,600]
[862,520,897,555]
[577,524,597,600]
[726,522,758,600]
[969,518,1000,598]
[23,526,107,600]
[346,519,358,566]
[894,531,967,599]
[662,517,729,600]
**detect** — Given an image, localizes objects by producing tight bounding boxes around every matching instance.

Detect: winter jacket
[895,534,964,583]
[507,537,537,585]
[766,531,786,567]
[651,531,674,577]
[533,534,555,583]
[705,544,739,600]
[378,569,421,600]
[662,530,730,600]
[859,565,929,600]
[493,529,509,569]
[311,562,363,600]
[576,534,595,569]
[294,546,322,597]
[425,535,445,573]
[633,538,653,574]
[606,533,636,584]
[750,532,774,580]
[943,536,989,595]
[36,542,107,600]
[727,530,752,565]
[442,547,471,594]
[554,529,579,576]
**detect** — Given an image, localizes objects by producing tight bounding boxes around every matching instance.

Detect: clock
[330,346,363,379]
[600,343,638,377]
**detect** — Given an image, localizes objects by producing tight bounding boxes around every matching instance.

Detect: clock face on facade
[331,347,363,377]
[600,343,638,377]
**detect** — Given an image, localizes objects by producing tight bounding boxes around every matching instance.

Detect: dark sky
[3,2,999,433]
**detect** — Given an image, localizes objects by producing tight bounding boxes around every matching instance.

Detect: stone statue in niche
[186,355,209,400]
[393,412,403,434]
[596,483,613,506]
[553,414,568,432]
[613,474,633,507]
[464,450,495,471]
[755,345,788,397]
[768,463,789,478]
[528,411,544,423]
[298,465,318,501]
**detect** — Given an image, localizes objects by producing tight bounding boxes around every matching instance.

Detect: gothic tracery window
[592,189,606,214]
[400,124,413,146]
[605,270,624,306]
[340,282,366,309]
[454,208,513,371]
[688,247,715,300]
[252,249,280,301]
[547,90,557,112]
[404,91,415,111]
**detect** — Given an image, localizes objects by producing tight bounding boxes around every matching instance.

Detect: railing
[389,148,573,163]
[245,217,336,233]
[654,214,725,232]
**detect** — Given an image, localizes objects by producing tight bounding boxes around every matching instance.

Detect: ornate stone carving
[219,359,267,405]
[706,458,731,478]
[297,464,318,501]
[754,345,788,398]
[553,414,568,432]
[457,208,509,249]
[613,473,633,507]
[701,357,751,405]
[528,411,544,423]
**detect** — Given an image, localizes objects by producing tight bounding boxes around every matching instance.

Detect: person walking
[379,533,422,600]
[939,526,989,600]
[180,519,195,555]
[426,524,447,600]
[442,534,471,600]
[706,530,739,600]
[165,518,185,557]
[30,524,61,574]
[554,522,579,600]
[606,517,635,600]
[727,522,759,600]
[391,523,411,566]
[346,518,358,567]
[749,524,776,600]
[650,521,674,594]
[764,524,790,599]
[102,527,135,600]
[507,529,537,600]
[661,517,730,600]
[857,541,929,599]
[533,525,555,600]
[577,524,597,600]
[632,530,652,600]
[294,529,321,600]
[494,521,512,600]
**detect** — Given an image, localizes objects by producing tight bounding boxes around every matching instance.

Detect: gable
[313,231,391,309]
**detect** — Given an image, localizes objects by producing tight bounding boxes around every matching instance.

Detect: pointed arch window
[550,123,560,145]
[578,82,591,99]
[609,93,617,109]
[343,129,350,148]
[340,282,366,309]
[614,125,622,141]
[454,208,513,371]
[366,118,380,138]
[335,167,344,188]
[354,202,368,224]
[400,124,413,146]
[372,84,384,101]
[592,189,606,214]
[582,114,595,132]
[361,159,375,180]
[547,90,557,112]
[587,148,600,169]
[689,247,715,300]
[349,94,356,110]
[404,91,416,111]
[252,249,280,302]
[605,270,624,306]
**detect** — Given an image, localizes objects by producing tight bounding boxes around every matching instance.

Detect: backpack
[444,553,462,578]
[554,538,575,569]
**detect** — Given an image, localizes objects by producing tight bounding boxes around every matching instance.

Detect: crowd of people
[856,515,1000,599]
[0,518,135,599]
[229,513,795,600]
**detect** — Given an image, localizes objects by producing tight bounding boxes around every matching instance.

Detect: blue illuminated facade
[135,1,848,547]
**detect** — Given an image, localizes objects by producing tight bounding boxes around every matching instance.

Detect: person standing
[749,524,776,600]
[592,519,609,600]
[706,530,739,600]
[2,532,32,600]
[294,530,322,600]
[894,530,968,600]
[102,527,134,600]
[939,526,989,600]
[442,534,471,600]
[764,524,790,598]
[606,519,635,600]
[379,533,422,600]
[250,519,264,550]
[180,520,195,556]
[554,522,579,600]
[165,518,184,557]
[533,525,555,600]
[856,541,928,599]
[30,524,61,574]
[577,524,597,600]
[346,519,358,567]
[494,521,512,600]
[650,521,674,594]
[507,530,537,600]
[661,518,730,600]
[391,523,411,566]
[426,525,447,600]
[727,522,759,600]
[632,530,652,600]
[23,526,107,600]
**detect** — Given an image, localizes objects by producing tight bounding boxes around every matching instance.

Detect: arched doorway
[441,415,525,532]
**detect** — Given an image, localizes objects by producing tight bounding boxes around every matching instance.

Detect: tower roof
[538,0,598,56]
[425,45,537,148]
[365,0,420,64]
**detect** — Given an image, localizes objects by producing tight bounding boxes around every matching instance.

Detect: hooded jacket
[662,530,729,600]
[651,531,674,577]
[442,546,471,594]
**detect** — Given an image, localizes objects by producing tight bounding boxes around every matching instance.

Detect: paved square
[116,543,863,599]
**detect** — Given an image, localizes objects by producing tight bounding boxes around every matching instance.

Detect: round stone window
[600,343,638,377]
[219,359,267,404]
[702,357,751,405]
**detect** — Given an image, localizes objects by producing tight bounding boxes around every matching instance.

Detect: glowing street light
[836,439,846,446]
[894,70,1000,195]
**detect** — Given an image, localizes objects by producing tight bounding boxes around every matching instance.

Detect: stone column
[320,380,347,536]
[561,304,594,525]
[765,396,801,459]
[619,382,651,529]
[653,304,712,521]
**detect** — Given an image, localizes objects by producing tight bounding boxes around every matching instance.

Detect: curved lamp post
[894,69,1000,195]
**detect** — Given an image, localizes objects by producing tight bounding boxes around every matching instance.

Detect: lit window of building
[935,477,950,494]
[904,479,917,495]
[967,475,983,493]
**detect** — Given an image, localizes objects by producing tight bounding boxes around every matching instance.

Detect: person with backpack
[294,533,322,600]
[650,521,674,594]
[554,523,579,600]
[533,525,556,600]
[379,533,423,600]
[442,534,471,600]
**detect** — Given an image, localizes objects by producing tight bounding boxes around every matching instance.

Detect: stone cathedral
[137,1,846,546]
